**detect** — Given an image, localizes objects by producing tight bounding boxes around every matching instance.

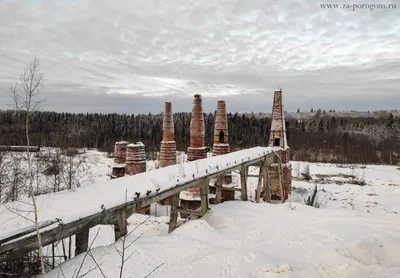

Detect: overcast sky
[0,0,399,114]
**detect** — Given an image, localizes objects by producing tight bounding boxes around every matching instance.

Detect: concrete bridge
[0,146,286,264]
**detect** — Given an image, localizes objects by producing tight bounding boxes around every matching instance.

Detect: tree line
[0,109,399,165]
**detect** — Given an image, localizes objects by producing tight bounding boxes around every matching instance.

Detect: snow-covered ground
[0,147,277,245]
[40,159,400,278]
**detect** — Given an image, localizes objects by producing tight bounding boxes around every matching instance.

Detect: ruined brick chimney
[266,89,292,201]
[111,141,128,179]
[268,90,288,155]
[125,142,146,175]
[180,94,207,218]
[158,102,176,205]
[187,94,207,161]
[213,100,230,156]
[209,100,234,203]
[159,102,176,168]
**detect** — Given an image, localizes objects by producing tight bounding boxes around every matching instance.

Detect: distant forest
[0,109,399,165]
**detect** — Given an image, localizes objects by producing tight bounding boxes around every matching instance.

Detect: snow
[112,162,126,168]
[0,146,278,240]
[127,142,144,147]
[2,149,400,277]
[115,141,129,145]
[39,160,400,277]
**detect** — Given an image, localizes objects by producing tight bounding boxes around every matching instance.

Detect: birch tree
[10,56,46,277]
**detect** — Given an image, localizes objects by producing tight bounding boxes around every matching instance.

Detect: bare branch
[75,227,101,278]
[143,263,164,278]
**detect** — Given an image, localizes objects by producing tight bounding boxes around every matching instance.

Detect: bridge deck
[0,146,280,262]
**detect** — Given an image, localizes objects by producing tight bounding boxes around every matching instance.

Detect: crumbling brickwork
[213,100,230,156]
[181,94,208,216]
[266,90,292,202]
[159,102,177,205]
[187,94,207,162]
[159,102,176,168]
[125,142,146,175]
[111,141,128,179]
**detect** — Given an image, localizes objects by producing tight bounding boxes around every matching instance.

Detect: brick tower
[180,94,208,217]
[209,100,234,203]
[213,100,230,156]
[187,94,207,161]
[158,102,177,205]
[267,90,292,201]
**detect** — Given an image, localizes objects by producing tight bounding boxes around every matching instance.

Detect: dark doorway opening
[219,131,224,143]
[274,138,280,147]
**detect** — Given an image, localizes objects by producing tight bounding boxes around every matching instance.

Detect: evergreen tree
[387,113,394,128]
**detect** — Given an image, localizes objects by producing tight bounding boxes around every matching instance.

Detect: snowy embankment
[45,161,400,278]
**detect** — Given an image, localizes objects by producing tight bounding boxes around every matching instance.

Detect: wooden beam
[177,207,203,217]
[240,165,248,201]
[217,186,241,192]
[75,228,89,256]
[256,162,264,203]
[215,177,222,204]
[168,194,179,234]
[0,219,59,246]
[264,165,271,203]
[200,180,209,216]
[277,153,285,203]
[0,203,133,262]
[114,208,127,241]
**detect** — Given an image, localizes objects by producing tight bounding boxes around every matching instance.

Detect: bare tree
[32,152,46,195]
[62,151,91,190]
[0,152,10,203]
[6,153,26,202]
[43,148,64,193]
[10,56,46,276]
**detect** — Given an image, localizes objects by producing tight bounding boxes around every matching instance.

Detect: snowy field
[38,156,400,278]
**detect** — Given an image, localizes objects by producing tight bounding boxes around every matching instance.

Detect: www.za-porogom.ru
[320,3,396,12]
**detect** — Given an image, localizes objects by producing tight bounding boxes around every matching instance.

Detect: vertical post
[168,193,179,233]
[277,152,285,203]
[263,165,271,203]
[75,228,89,256]
[200,179,209,215]
[256,161,264,203]
[215,177,222,204]
[114,208,127,241]
[240,165,248,201]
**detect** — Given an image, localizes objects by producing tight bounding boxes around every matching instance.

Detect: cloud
[0,0,399,113]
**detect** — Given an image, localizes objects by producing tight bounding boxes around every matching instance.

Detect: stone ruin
[260,89,292,201]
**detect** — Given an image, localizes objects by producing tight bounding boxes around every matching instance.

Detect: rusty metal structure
[158,102,177,205]
[125,142,146,175]
[265,89,292,201]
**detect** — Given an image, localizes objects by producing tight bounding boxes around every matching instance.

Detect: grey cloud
[0,0,399,114]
